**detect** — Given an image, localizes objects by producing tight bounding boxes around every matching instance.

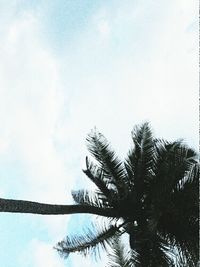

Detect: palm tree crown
[56,123,199,267]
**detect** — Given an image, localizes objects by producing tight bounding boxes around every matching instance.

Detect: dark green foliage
[56,123,199,266]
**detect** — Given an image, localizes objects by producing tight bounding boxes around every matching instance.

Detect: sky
[0,1,198,267]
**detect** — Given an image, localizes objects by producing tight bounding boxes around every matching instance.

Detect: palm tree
[0,123,198,266]
[55,123,199,267]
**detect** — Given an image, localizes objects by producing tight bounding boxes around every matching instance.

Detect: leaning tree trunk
[0,198,118,217]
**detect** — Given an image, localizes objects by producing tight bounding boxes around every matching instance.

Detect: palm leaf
[55,222,120,258]
[83,156,117,204]
[86,129,128,197]
[71,189,107,209]
[133,234,175,267]
[157,162,199,266]
[106,235,136,267]
[153,140,197,192]
[125,122,156,198]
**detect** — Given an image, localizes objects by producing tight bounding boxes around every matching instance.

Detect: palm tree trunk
[0,198,118,217]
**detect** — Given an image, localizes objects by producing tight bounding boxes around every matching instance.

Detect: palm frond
[55,222,120,259]
[168,143,197,190]
[133,234,175,267]
[154,140,196,188]
[106,235,136,267]
[173,244,197,267]
[71,189,108,209]
[152,157,199,266]
[146,141,197,217]
[126,122,156,197]
[83,156,117,204]
[86,129,128,197]
[183,160,199,185]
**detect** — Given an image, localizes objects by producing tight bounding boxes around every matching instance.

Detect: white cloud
[0,10,74,202]
[0,6,73,252]
[94,9,111,41]
[59,0,198,158]
[69,253,108,267]
[20,235,109,267]
[20,239,65,267]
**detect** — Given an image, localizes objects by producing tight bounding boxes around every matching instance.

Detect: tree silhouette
[0,123,198,266]
[55,123,199,266]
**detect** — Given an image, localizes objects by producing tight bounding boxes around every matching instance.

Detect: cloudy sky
[0,1,198,267]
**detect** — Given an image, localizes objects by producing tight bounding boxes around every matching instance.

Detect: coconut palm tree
[0,123,198,266]
[55,123,199,267]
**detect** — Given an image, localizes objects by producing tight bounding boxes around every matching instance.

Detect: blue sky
[0,1,198,267]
